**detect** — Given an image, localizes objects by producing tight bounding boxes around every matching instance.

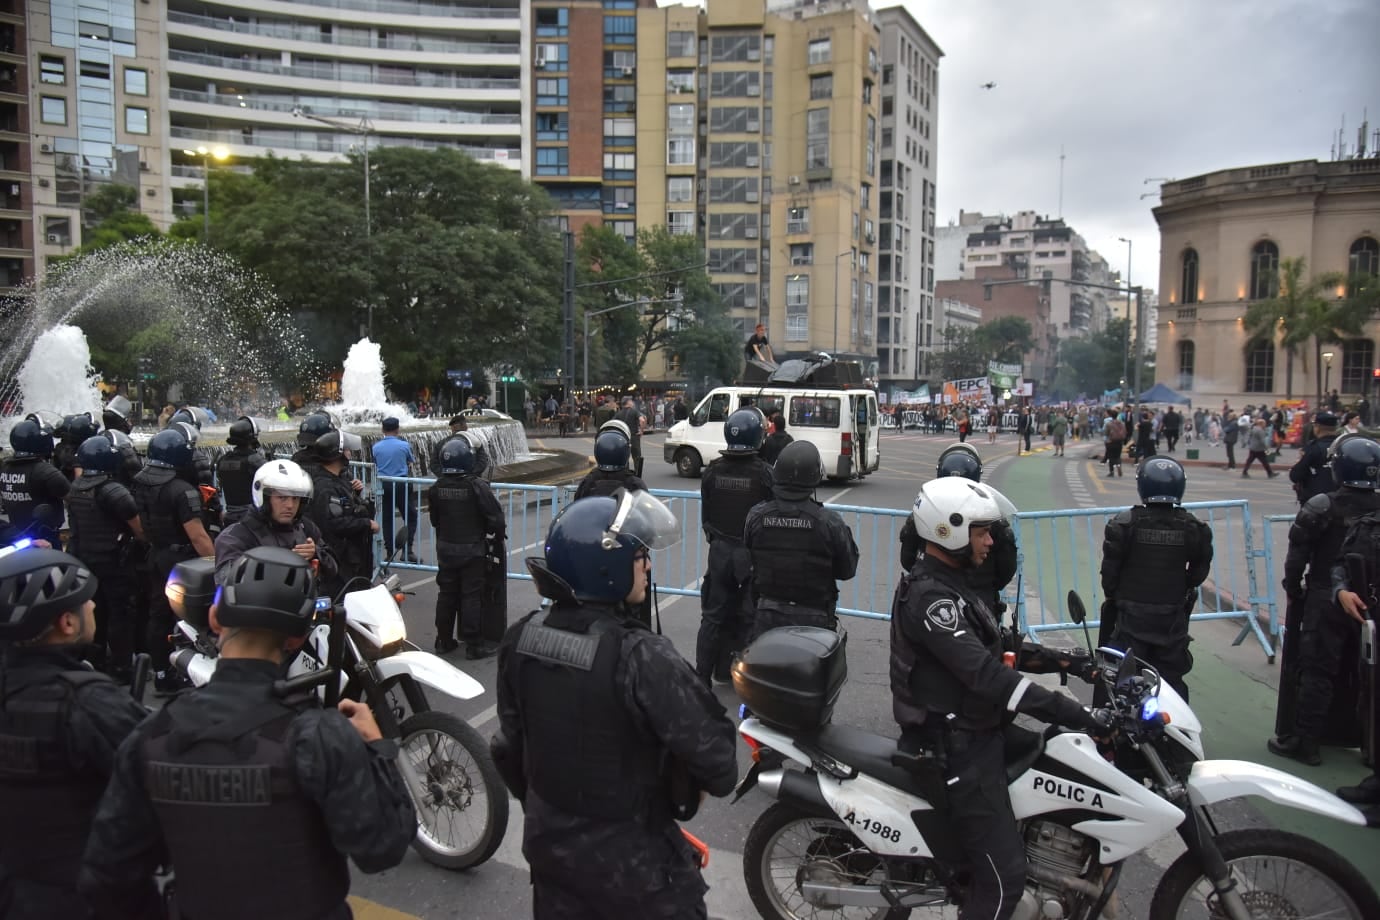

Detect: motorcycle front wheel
[1149,829,1380,920]
[397,711,508,870]
[744,801,913,920]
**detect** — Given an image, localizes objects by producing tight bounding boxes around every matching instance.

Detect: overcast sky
[895,0,1380,288]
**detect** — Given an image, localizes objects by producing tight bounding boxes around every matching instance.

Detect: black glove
[1281,577,1303,601]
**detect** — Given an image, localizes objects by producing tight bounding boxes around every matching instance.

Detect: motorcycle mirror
[1067,590,1086,624]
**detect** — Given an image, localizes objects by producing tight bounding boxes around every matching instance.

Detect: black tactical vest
[141,691,349,920]
[431,475,487,545]
[1,458,63,536]
[217,448,264,511]
[134,468,184,550]
[1298,436,1338,504]
[514,609,661,819]
[1115,507,1194,607]
[0,669,113,886]
[1307,491,1380,587]
[579,469,637,499]
[67,476,131,563]
[702,457,772,542]
[751,502,838,606]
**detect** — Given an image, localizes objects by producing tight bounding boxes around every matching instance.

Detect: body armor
[750,502,838,606]
[701,456,772,542]
[66,475,135,564]
[431,475,487,546]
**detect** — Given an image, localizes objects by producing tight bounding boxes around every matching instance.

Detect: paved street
[347,429,1377,920]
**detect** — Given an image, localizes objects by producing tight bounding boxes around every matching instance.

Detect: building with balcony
[1153,156,1380,407]
[0,0,32,292]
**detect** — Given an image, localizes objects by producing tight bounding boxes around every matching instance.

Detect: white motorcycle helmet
[251,459,315,518]
[910,477,1007,556]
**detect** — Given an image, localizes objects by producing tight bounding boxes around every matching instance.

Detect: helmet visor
[607,489,682,551]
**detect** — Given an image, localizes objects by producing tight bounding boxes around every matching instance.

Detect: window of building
[603,152,634,178]
[787,206,809,234]
[708,141,758,168]
[708,176,758,203]
[1249,240,1279,300]
[882,64,894,85]
[708,246,752,273]
[40,56,66,85]
[602,15,636,44]
[667,30,696,58]
[536,8,569,36]
[862,79,873,105]
[40,96,66,124]
[536,78,568,105]
[1181,248,1199,304]
[535,147,568,176]
[1350,236,1379,287]
[1342,339,1375,393]
[1244,342,1275,392]
[710,35,761,63]
[710,70,760,98]
[124,106,149,134]
[709,212,758,239]
[537,111,568,140]
[536,44,567,71]
[603,84,635,111]
[806,107,829,168]
[667,176,693,202]
[865,115,876,175]
[602,186,635,212]
[667,69,695,94]
[603,117,634,144]
[667,210,695,235]
[807,38,831,65]
[667,103,695,134]
[1176,340,1195,391]
[809,73,832,100]
[667,137,695,166]
[710,106,759,133]
[789,243,813,265]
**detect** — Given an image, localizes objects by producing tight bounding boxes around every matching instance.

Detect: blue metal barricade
[1258,513,1297,655]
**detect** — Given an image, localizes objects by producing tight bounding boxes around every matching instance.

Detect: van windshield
[790,396,841,428]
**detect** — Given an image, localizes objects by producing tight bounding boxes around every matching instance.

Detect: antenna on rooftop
[1057,146,1065,219]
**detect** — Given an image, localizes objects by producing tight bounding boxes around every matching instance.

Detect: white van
[663,384,881,481]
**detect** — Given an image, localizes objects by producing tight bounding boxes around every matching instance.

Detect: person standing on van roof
[744,323,775,366]
[744,441,858,639]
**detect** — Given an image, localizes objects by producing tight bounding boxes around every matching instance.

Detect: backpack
[1107,419,1126,442]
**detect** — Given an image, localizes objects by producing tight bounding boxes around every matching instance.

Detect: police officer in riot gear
[573,427,647,500]
[2,415,69,546]
[217,416,267,526]
[695,408,774,686]
[0,545,148,920]
[303,429,378,598]
[214,459,336,586]
[891,477,1105,920]
[1100,456,1214,700]
[53,413,100,482]
[98,429,142,487]
[101,395,133,436]
[79,547,416,919]
[1290,411,1341,505]
[899,443,1019,616]
[429,438,506,658]
[132,426,216,695]
[494,491,738,918]
[744,440,858,638]
[65,436,145,680]
[294,411,336,459]
[1270,436,1380,766]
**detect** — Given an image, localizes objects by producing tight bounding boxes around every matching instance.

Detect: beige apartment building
[1153,158,1380,409]
[636,0,886,385]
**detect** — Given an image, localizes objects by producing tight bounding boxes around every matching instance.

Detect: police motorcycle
[164,558,509,871]
[731,593,1379,920]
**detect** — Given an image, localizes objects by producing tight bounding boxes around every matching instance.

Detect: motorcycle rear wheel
[1149,829,1380,920]
[744,801,913,920]
[398,711,508,870]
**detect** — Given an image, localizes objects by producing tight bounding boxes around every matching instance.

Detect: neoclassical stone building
[1152,158,1380,409]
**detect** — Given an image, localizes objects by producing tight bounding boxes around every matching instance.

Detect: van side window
[753,395,785,418]
[705,393,731,423]
[789,396,841,428]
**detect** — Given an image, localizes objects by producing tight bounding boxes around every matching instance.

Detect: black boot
[466,641,498,660]
[1337,775,1380,805]
[1267,734,1321,766]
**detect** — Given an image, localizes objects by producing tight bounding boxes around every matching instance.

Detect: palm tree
[1242,256,1343,400]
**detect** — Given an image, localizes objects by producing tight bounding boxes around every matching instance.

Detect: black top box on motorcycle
[166,558,217,630]
[732,627,847,731]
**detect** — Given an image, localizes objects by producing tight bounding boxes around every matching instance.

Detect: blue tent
[1138,383,1191,405]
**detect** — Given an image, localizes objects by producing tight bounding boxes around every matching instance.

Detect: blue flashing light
[1141,695,1161,721]
[738,703,750,720]
[0,538,34,560]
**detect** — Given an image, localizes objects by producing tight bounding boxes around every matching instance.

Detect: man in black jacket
[429,438,506,659]
[1289,411,1340,506]
[494,491,737,919]
[79,547,415,920]
[2,415,69,546]
[302,430,378,598]
[213,458,336,586]
[744,440,858,637]
[758,412,794,465]
[615,396,644,477]
[0,546,148,920]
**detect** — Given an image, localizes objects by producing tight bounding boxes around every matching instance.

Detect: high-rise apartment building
[873,4,938,389]
[0,0,33,292]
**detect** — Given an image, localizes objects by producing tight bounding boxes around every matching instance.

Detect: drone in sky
[980,82,997,90]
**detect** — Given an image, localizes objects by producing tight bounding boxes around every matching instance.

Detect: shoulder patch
[925,598,959,632]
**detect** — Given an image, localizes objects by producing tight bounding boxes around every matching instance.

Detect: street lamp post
[1323,351,1335,405]
[833,249,853,355]
[582,297,684,401]
[183,145,229,242]
[1118,236,1132,405]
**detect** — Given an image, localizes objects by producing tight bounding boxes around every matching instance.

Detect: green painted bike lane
[992,450,1379,882]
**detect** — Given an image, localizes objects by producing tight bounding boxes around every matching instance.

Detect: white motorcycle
[166,560,508,871]
[731,593,1379,920]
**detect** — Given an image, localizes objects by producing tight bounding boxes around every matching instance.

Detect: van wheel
[674,448,703,478]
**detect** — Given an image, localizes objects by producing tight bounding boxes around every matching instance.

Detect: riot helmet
[598,418,632,442]
[76,435,121,475]
[1330,435,1380,489]
[167,407,201,431]
[8,415,54,459]
[227,416,261,448]
[311,429,362,464]
[772,440,825,496]
[61,412,99,444]
[439,437,476,474]
[0,546,99,642]
[593,429,632,471]
[102,395,133,434]
[937,443,983,482]
[215,547,317,638]
[146,427,194,470]
[1137,456,1186,505]
[251,459,313,517]
[296,411,336,448]
[910,477,1005,558]
[723,408,767,455]
[99,428,133,452]
[542,489,681,602]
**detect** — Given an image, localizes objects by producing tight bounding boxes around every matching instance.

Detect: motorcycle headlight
[1141,695,1161,721]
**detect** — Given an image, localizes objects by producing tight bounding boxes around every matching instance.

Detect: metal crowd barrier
[1258,513,1298,657]
[362,466,1275,658]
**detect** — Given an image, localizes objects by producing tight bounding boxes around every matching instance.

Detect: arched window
[1244,342,1275,393]
[1176,340,1195,391]
[1350,237,1379,296]
[1341,339,1376,393]
[1181,248,1199,304]
[1249,240,1279,300]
